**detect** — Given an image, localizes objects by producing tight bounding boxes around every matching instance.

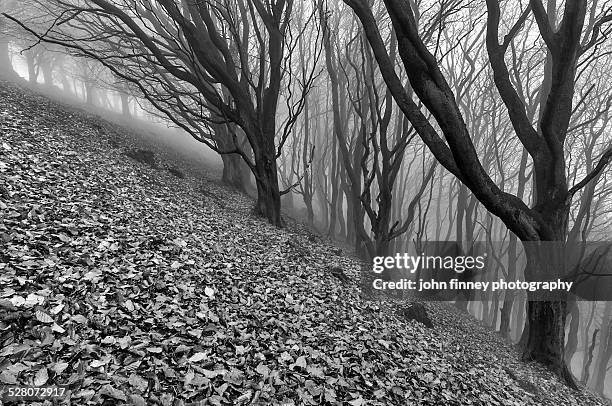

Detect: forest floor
[0,77,609,406]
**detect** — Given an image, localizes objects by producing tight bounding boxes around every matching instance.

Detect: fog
[1,0,611,401]
[8,45,223,178]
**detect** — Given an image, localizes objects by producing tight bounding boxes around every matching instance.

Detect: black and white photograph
[0,0,612,404]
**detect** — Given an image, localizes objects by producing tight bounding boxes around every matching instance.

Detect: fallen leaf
[100,384,126,401]
[128,373,149,392]
[35,310,53,324]
[292,356,307,369]
[51,323,65,333]
[0,371,18,385]
[130,394,146,406]
[34,368,48,386]
[51,362,69,375]
[188,352,207,363]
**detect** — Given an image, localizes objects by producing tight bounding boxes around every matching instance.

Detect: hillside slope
[0,79,607,406]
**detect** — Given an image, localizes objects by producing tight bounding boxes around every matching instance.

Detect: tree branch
[568,145,612,197]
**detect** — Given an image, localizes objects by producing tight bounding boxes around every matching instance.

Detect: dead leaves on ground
[0,80,607,406]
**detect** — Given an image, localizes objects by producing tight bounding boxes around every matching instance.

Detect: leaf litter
[0,79,609,406]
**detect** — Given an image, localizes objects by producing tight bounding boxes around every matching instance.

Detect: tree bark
[580,302,597,381]
[499,238,518,339]
[221,154,248,192]
[252,136,282,227]
[520,239,576,388]
[212,122,250,193]
[564,300,580,365]
[500,146,530,338]
[521,299,575,385]
[590,303,612,393]
[454,185,468,312]
[301,92,315,226]
[583,328,599,384]
[328,135,339,237]
[317,172,330,232]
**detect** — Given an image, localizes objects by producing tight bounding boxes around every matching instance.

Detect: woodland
[1,0,612,404]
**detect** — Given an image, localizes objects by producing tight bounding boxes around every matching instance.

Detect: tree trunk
[281,190,294,210]
[221,154,244,189]
[301,100,315,226]
[212,121,251,193]
[317,177,329,232]
[499,235,518,339]
[583,328,600,384]
[120,93,131,117]
[580,302,597,381]
[303,186,315,226]
[328,135,339,237]
[454,185,469,312]
[590,303,612,393]
[519,215,576,386]
[564,299,580,365]
[521,300,575,384]
[490,290,501,330]
[40,58,54,88]
[520,240,577,389]
[482,299,490,326]
[337,192,346,239]
[0,40,15,78]
[59,69,72,95]
[253,139,282,227]
[85,83,95,105]
[519,188,575,389]
[0,12,16,78]
[26,51,37,84]
[343,180,354,240]
[514,292,526,342]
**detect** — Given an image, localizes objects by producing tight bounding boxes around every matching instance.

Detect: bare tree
[344,0,612,386]
[5,0,320,226]
[0,1,18,77]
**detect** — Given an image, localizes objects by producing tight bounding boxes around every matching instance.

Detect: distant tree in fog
[0,0,19,77]
[5,0,321,226]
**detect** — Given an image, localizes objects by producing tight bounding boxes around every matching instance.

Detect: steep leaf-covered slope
[0,79,607,405]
